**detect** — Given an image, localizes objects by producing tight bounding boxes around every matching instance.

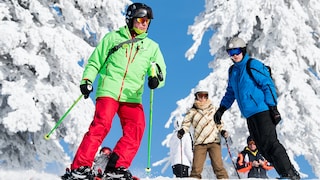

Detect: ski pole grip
[150,62,156,77]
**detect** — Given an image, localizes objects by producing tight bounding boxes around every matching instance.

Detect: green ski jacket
[81,26,166,103]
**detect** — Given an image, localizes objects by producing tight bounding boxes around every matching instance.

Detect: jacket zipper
[117,41,140,101]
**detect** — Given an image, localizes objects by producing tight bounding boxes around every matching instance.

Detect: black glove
[214,106,227,125]
[80,80,93,99]
[269,106,281,125]
[148,76,159,89]
[177,129,185,139]
[220,130,227,138]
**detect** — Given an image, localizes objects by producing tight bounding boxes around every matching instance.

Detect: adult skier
[62,2,166,180]
[177,86,229,179]
[214,37,300,180]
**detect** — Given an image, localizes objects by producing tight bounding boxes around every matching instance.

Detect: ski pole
[225,137,241,179]
[145,63,157,174]
[180,138,183,177]
[145,88,154,174]
[44,94,83,140]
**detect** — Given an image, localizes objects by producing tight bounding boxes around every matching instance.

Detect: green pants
[190,143,229,179]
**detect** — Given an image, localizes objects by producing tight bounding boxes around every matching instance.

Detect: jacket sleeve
[261,160,274,170]
[181,108,196,133]
[81,34,113,84]
[249,59,277,106]
[148,45,166,89]
[220,67,236,109]
[236,152,252,173]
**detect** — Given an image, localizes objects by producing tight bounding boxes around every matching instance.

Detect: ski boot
[279,165,300,180]
[93,168,104,180]
[287,166,300,180]
[61,168,73,180]
[104,166,133,180]
[70,166,95,180]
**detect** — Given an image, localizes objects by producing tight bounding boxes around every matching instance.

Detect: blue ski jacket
[220,54,278,118]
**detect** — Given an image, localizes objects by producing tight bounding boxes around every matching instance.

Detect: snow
[1,0,320,179]
[0,169,176,180]
[0,169,284,180]
[0,169,60,180]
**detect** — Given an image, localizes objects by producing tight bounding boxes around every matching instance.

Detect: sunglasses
[196,93,208,99]
[227,48,242,56]
[136,17,150,24]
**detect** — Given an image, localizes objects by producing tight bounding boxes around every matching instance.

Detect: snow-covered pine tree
[0,0,129,171]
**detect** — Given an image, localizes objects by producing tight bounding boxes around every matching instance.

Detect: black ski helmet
[125,3,153,29]
[247,136,255,144]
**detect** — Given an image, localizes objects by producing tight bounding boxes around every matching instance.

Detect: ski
[61,147,140,180]
[102,173,140,180]
[100,176,139,180]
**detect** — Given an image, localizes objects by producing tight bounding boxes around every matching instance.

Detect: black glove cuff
[269,106,277,110]
[85,79,92,84]
[220,130,227,137]
[269,106,281,125]
[80,82,93,99]
[218,106,227,113]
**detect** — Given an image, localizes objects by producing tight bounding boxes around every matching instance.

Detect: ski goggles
[196,93,208,99]
[227,48,242,56]
[136,17,150,24]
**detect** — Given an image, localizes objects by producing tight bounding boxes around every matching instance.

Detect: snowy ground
[0,170,187,180]
[0,170,59,180]
[0,169,271,180]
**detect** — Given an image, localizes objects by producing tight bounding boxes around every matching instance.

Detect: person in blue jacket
[213,37,300,180]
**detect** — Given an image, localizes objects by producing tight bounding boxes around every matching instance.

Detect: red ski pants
[71,97,145,170]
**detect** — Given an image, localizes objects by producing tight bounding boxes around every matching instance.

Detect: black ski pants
[247,110,292,176]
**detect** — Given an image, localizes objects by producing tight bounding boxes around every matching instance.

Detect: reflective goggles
[227,48,242,56]
[136,17,150,24]
[196,93,208,99]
